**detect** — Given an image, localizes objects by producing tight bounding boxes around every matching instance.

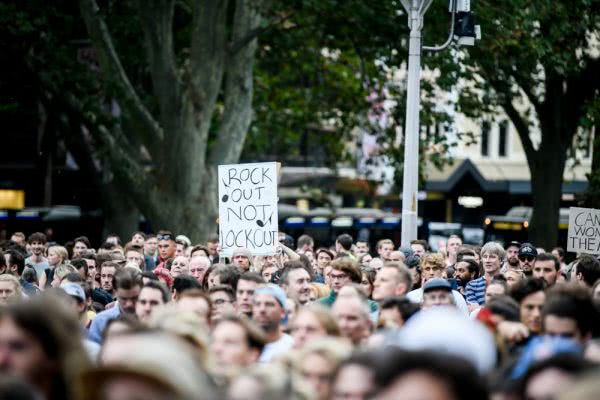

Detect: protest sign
[218,162,279,257]
[567,207,600,254]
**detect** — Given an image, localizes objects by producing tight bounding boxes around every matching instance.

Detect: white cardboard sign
[567,207,600,254]
[218,162,279,257]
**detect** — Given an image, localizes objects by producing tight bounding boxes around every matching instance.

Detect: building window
[498,120,508,157]
[481,121,490,157]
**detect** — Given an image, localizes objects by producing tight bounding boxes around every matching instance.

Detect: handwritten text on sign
[218,162,279,257]
[568,207,600,254]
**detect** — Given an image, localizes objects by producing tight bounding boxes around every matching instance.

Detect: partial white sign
[218,162,279,257]
[567,207,600,254]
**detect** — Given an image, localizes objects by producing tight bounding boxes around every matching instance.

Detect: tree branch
[136,0,180,128]
[78,0,164,146]
[209,0,263,166]
[189,0,228,103]
[229,11,293,55]
[489,77,537,162]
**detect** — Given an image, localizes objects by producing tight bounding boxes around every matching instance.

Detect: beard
[508,256,519,267]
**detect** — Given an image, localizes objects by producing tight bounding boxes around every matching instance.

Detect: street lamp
[399,0,480,247]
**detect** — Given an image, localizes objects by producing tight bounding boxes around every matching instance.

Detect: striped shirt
[465,276,487,305]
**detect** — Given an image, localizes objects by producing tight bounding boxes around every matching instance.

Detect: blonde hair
[310,282,330,299]
[420,253,445,269]
[0,274,22,298]
[47,245,69,265]
[295,304,341,337]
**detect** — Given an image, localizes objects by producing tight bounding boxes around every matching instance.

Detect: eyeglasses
[330,273,348,281]
[518,255,535,262]
[157,234,174,241]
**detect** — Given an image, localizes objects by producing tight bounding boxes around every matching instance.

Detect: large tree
[457,0,600,249]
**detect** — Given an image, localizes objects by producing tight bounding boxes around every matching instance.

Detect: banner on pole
[218,162,279,257]
[567,207,600,254]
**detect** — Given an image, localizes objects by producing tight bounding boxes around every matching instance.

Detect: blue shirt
[464,277,486,305]
[87,305,121,344]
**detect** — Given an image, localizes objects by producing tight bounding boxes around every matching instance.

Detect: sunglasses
[518,255,535,262]
[157,234,174,241]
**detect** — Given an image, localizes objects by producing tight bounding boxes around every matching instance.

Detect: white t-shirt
[259,333,294,363]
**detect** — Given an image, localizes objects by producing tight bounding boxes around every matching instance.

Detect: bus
[483,206,569,246]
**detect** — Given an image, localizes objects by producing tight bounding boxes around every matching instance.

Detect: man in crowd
[189,255,211,284]
[144,233,158,261]
[503,241,521,271]
[317,258,362,307]
[0,274,21,303]
[206,235,220,261]
[354,239,370,258]
[296,234,314,254]
[406,253,468,314]
[532,253,560,286]
[421,278,455,310]
[9,232,26,249]
[236,272,265,317]
[232,248,252,271]
[518,243,537,276]
[335,234,354,258]
[571,254,600,287]
[465,242,505,306]
[543,283,598,345]
[136,281,170,323]
[455,258,479,295]
[445,235,463,267]
[253,284,294,362]
[88,267,143,343]
[410,239,428,258]
[510,278,546,335]
[280,262,312,306]
[332,293,372,346]
[100,261,118,297]
[125,244,146,271]
[209,285,236,323]
[372,262,412,303]
[376,239,394,261]
[2,250,36,296]
[24,232,49,282]
[156,231,176,268]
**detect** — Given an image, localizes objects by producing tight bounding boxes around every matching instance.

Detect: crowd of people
[1,229,600,400]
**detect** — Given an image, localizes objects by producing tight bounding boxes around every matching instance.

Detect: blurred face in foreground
[299,353,334,400]
[211,320,258,370]
[331,364,374,400]
[520,291,545,334]
[290,310,328,349]
[376,371,457,400]
[0,315,51,385]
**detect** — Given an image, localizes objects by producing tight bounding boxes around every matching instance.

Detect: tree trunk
[101,181,140,241]
[582,122,600,207]
[528,152,566,250]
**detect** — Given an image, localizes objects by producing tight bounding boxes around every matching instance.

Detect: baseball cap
[398,246,414,259]
[423,278,452,293]
[254,284,288,323]
[519,243,537,258]
[405,255,421,269]
[505,241,521,250]
[61,282,85,302]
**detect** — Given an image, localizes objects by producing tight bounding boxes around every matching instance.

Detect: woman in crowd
[290,304,341,349]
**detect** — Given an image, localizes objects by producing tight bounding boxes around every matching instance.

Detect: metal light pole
[400,0,432,247]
